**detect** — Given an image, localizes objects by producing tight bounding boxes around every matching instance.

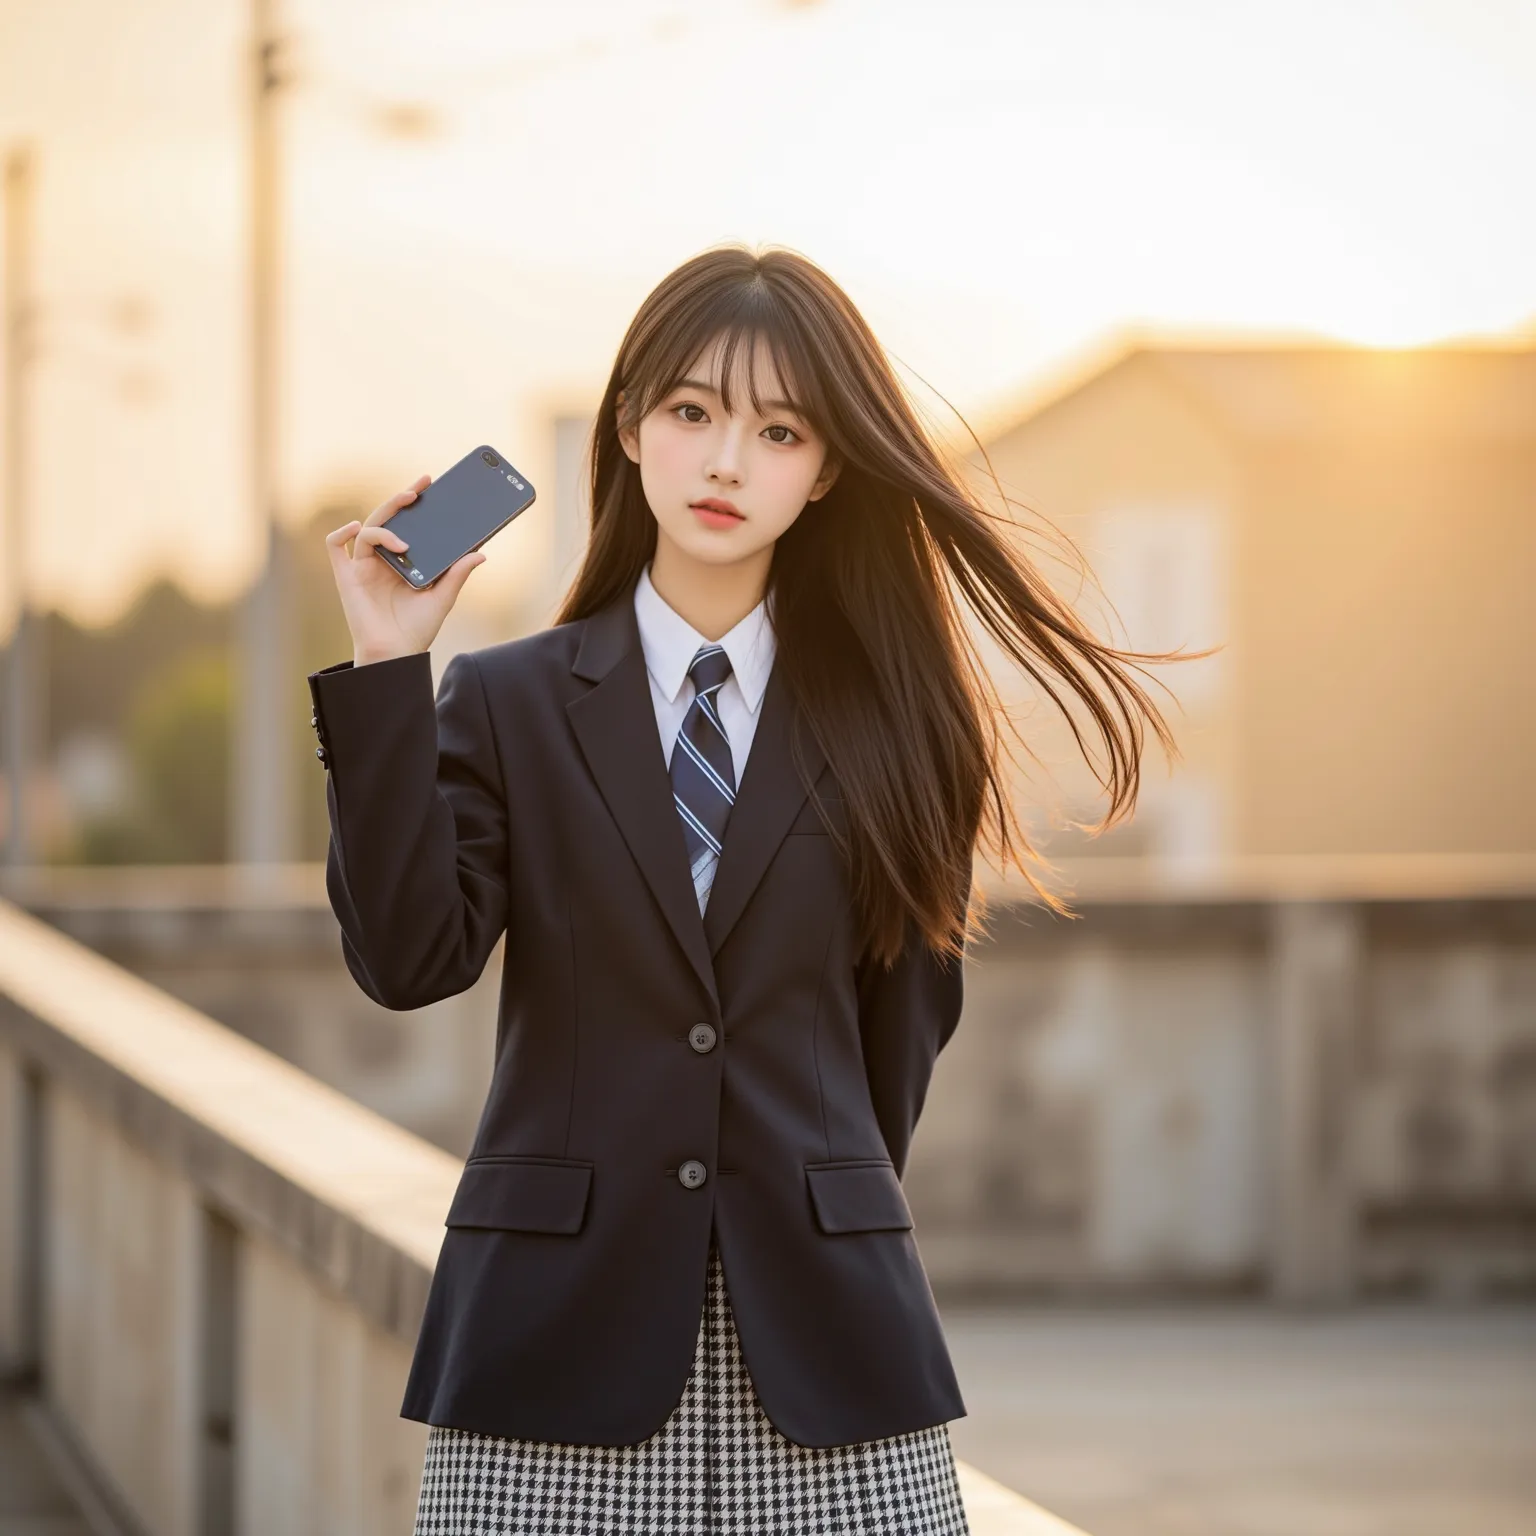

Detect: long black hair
[557,244,1187,968]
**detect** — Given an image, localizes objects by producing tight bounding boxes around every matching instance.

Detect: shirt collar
[633,563,776,715]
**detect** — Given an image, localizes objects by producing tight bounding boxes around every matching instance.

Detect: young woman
[311,245,1177,1535]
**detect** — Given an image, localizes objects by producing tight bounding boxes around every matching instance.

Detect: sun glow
[0,0,1532,622]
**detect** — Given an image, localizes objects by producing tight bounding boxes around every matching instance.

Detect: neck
[648,529,772,641]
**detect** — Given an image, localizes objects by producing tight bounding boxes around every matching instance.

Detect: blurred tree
[45,493,366,864]
[67,644,231,863]
[133,645,232,860]
[45,577,232,751]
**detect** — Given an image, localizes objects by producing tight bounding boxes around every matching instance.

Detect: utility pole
[231,0,294,881]
[3,145,38,870]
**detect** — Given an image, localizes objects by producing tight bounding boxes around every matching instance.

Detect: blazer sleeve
[307,649,510,1012]
[855,909,967,1179]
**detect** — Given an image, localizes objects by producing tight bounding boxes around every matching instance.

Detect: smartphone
[375,445,537,589]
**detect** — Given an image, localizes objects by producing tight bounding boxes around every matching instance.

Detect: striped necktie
[670,643,736,913]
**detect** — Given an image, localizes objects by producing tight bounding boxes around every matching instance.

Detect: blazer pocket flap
[446,1157,593,1234]
[805,1161,913,1234]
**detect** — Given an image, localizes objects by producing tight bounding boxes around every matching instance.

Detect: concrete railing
[8,852,1533,1307]
[0,897,1087,1536]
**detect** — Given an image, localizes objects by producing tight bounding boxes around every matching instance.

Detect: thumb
[438,550,486,604]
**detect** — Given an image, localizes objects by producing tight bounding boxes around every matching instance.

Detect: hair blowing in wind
[557,245,1193,971]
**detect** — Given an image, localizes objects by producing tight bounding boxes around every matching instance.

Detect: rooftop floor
[5,1307,1533,1536]
[944,1302,1536,1536]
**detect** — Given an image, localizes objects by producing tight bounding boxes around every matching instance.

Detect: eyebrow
[671,377,805,416]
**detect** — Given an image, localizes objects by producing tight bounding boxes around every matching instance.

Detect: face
[617,334,839,569]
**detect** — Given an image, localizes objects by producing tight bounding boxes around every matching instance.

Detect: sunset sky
[1,0,1533,627]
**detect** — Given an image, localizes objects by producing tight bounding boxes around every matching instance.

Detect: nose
[705,422,747,487]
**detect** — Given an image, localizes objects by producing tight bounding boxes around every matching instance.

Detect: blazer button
[677,1160,708,1190]
[688,1023,717,1054]
[315,745,327,764]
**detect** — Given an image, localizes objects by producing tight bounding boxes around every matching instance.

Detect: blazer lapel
[567,593,720,1012]
[702,659,825,958]
[566,584,828,999]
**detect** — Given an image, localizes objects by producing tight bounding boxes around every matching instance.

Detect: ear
[615,388,641,465]
[806,455,841,502]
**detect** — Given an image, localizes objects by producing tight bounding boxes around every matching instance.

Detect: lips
[690,498,743,519]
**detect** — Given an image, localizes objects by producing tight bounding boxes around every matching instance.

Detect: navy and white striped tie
[670,643,736,912]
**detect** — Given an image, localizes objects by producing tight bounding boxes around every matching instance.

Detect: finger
[364,474,432,526]
[324,520,363,575]
[352,525,411,559]
[436,550,486,603]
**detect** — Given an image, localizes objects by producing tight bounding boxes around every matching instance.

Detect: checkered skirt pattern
[411,1244,970,1534]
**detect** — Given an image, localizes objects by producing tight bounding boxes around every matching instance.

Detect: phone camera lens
[481,451,500,467]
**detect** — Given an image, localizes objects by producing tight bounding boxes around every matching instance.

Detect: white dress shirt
[633,562,776,909]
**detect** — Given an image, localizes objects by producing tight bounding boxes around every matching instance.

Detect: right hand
[325,475,486,666]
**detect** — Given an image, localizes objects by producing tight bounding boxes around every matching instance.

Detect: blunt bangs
[622,278,829,439]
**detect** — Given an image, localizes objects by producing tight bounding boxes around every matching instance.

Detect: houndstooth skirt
[412,1242,970,1535]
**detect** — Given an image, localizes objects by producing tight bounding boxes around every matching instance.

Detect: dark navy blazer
[306,583,968,1448]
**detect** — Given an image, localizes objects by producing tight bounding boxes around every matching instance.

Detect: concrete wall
[909,911,1270,1292]
[907,874,1536,1299]
[0,867,497,1159]
[0,1044,27,1375]
[7,861,1534,1303]
[238,1233,423,1535]
[42,1083,202,1534]
[0,1050,431,1536]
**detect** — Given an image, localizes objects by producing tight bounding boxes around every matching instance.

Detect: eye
[671,402,708,424]
[763,423,801,445]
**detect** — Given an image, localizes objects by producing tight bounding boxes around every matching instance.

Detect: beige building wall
[970,344,1536,864]
[1238,428,1535,856]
